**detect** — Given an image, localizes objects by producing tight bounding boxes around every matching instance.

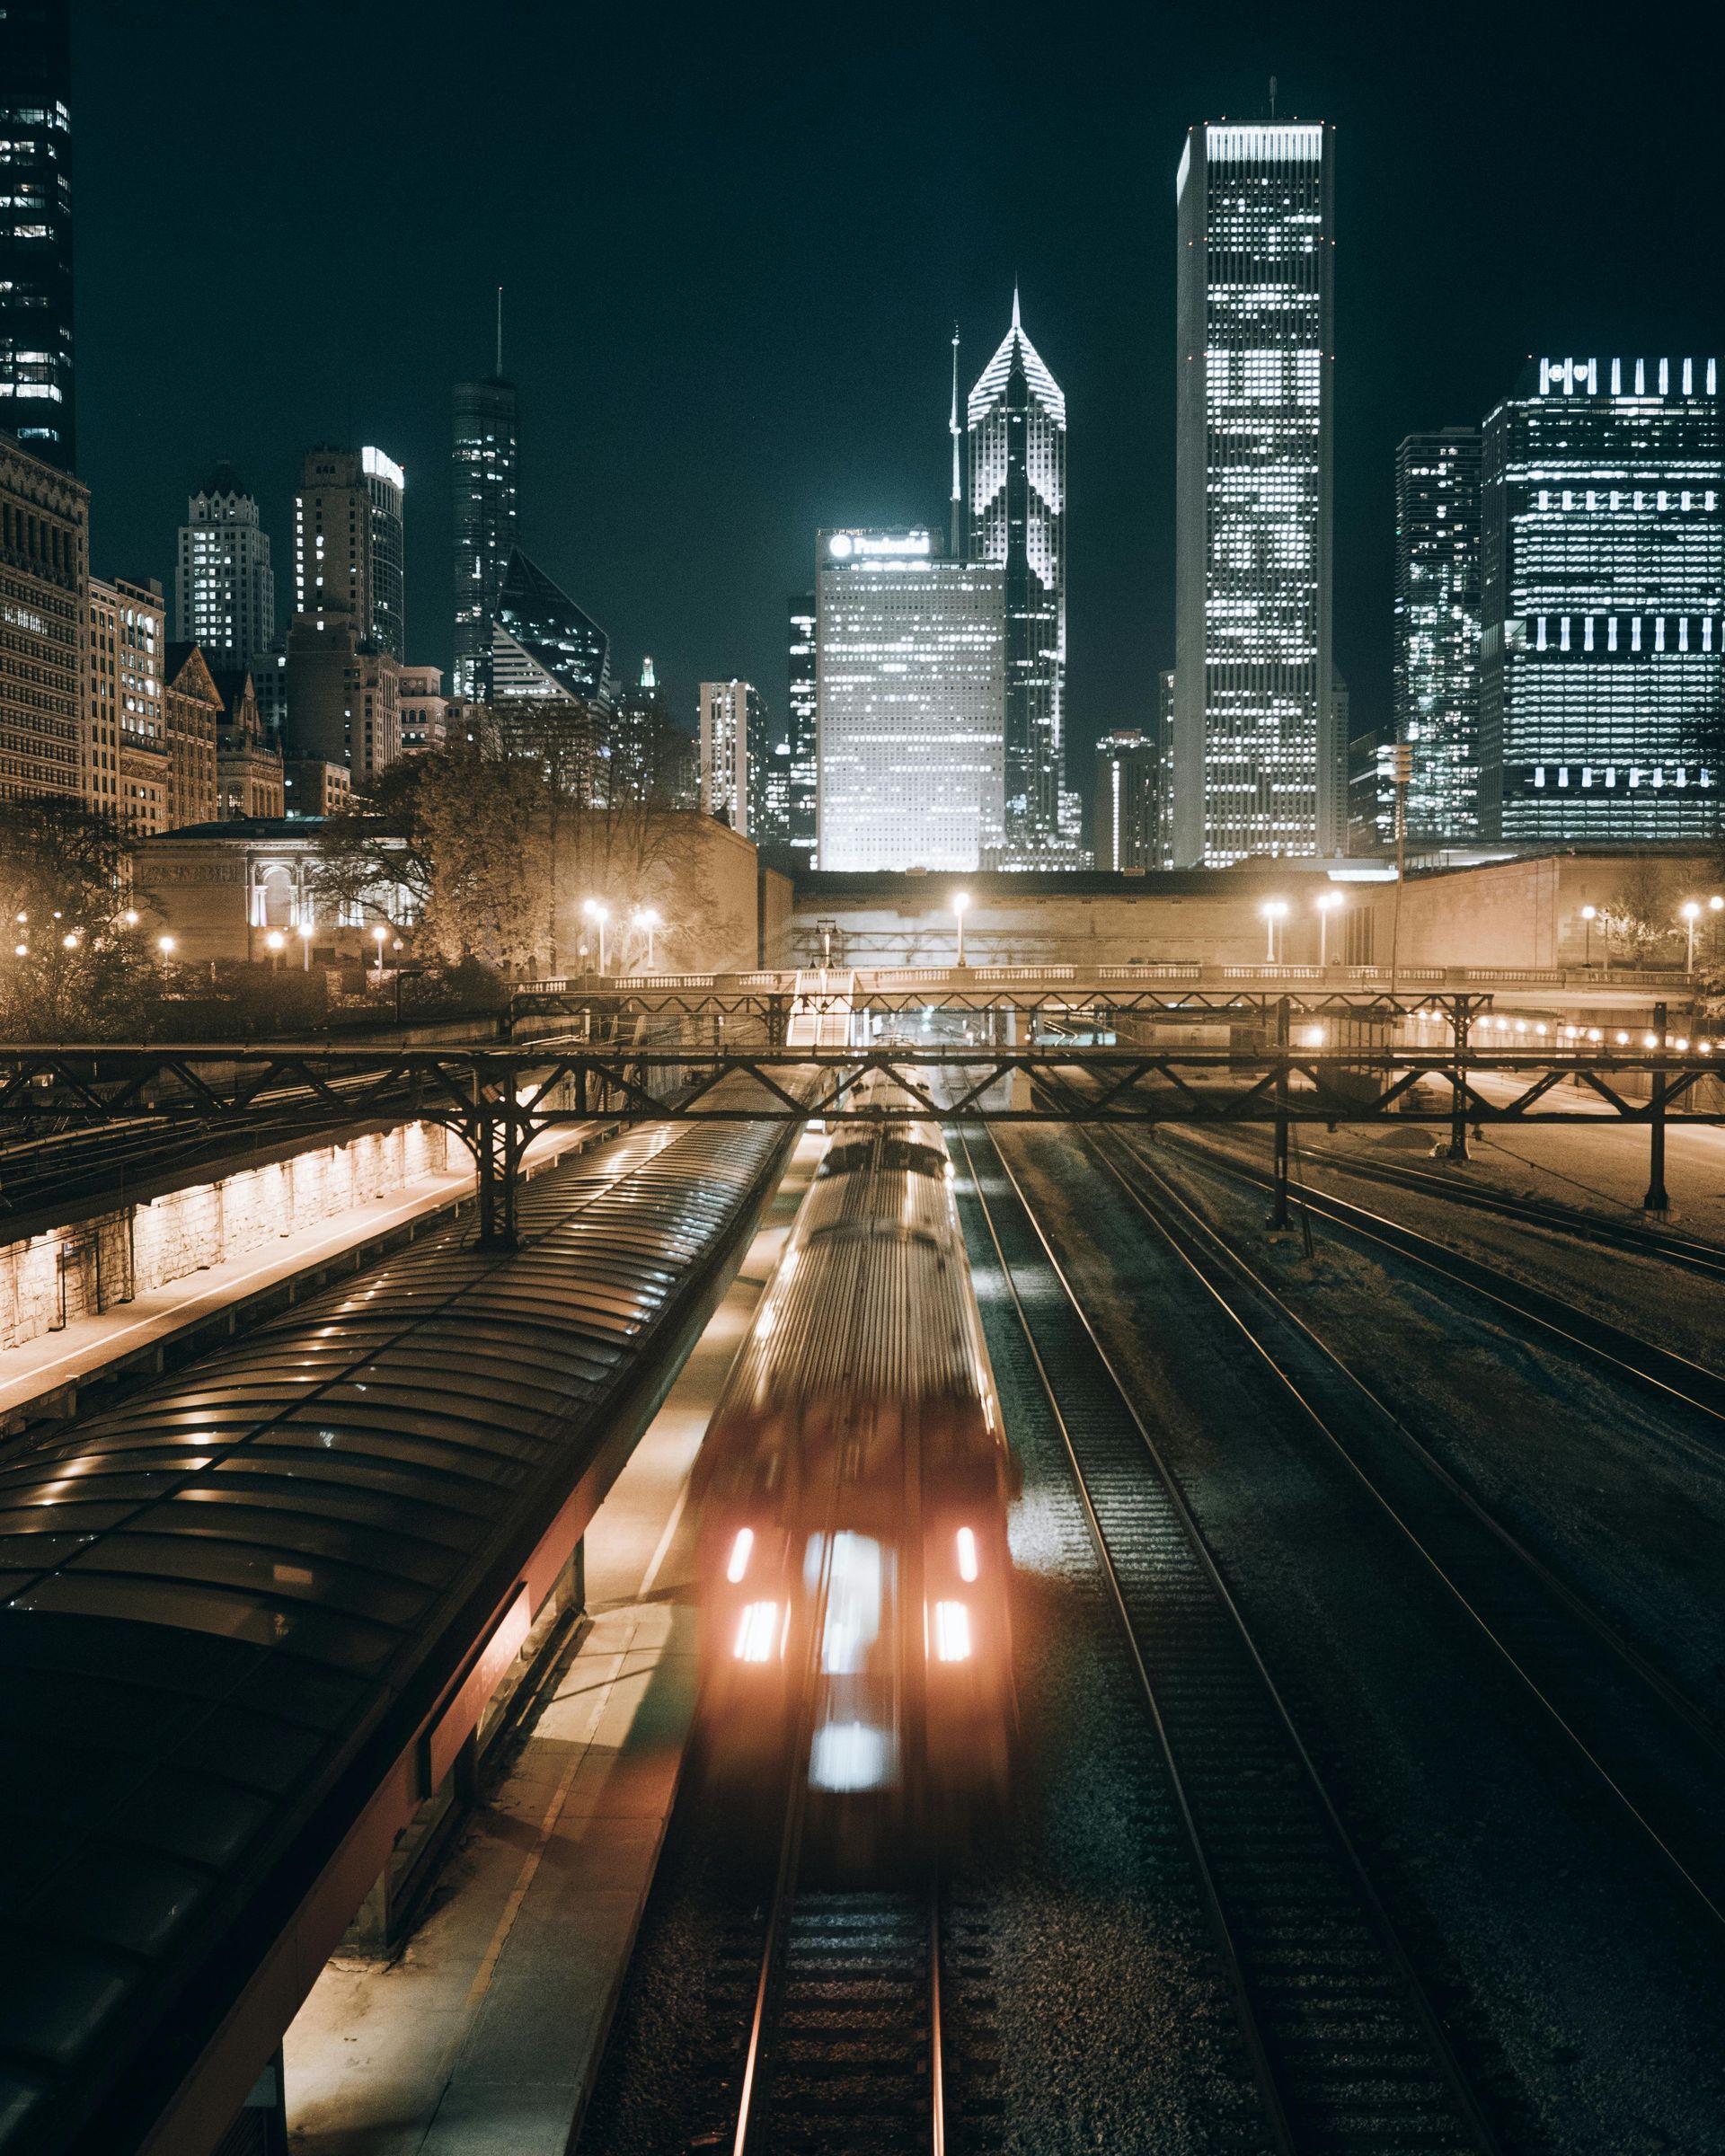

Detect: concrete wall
[638,815,765,974]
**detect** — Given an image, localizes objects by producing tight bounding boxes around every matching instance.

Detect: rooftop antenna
[1269,75,1278,120]
[949,323,962,561]
[495,285,504,377]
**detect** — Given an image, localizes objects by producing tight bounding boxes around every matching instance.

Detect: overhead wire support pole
[1644,1000,1670,1216]
[1270,995,1291,1232]
[1448,994,1474,1163]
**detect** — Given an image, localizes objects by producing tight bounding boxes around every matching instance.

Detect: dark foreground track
[956,1123,1500,2156]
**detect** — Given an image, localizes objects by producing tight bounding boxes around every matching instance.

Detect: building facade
[211,668,284,820]
[784,596,819,862]
[698,679,759,834]
[451,375,518,700]
[283,755,349,819]
[88,574,165,830]
[1393,429,1481,840]
[0,431,85,800]
[174,463,276,668]
[1173,120,1337,864]
[816,529,1006,873]
[284,610,401,787]
[611,657,685,804]
[1480,356,1724,841]
[163,643,222,828]
[398,664,448,755]
[1093,731,1158,870]
[491,546,612,706]
[967,291,1069,860]
[293,446,406,662]
[0,0,74,470]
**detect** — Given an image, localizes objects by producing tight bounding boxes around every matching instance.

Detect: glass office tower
[816,530,1005,872]
[967,291,1068,859]
[1173,120,1336,864]
[1093,730,1158,869]
[175,463,276,670]
[1480,356,1723,840]
[783,595,819,861]
[452,375,518,698]
[1394,429,1482,840]
[0,0,74,470]
[491,545,613,705]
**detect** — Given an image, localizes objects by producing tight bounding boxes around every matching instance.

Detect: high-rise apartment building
[88,575,164,829]
[1093,731,1158,870]
[782,596,819,861]
[0,432,85,800]
[293,446,406,661]
[967,292,1068,860]
[0,0,75,470]
[816,529,1006,872]
[174,464,276,668]
[1393,429,1481,840]
[491,546,612,706]
[1173,120,1337,864]
[1480,356,1723,841]
[452,373,518,699]
[698,680,760,834]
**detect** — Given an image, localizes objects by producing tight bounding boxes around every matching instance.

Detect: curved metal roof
[0,1109,793,2154]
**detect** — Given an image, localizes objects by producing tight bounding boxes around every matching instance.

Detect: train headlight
[726,1527,755,1583]
[955,1526,978,1583]
[933,1601,972,1663]
[733,1601,782,1663]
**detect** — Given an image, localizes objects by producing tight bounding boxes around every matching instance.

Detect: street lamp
[1682,900,1701,972]
[582,899,609,974]
[60,932,79,950]
[1315,888,1342,967]
[265,928,286,973]
[297,921,314,970]
[1261,898,1289,964]
[952,889,970,968]
[122,908,138,927]
[156,933,176,957]
[370,923,388,987]
[1580,903,1597,968]
[632,906,661,972]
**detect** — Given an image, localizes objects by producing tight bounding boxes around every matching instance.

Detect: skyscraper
[816,528,1005,872]
[785,596,819,861]
[1173,121,1337,864]
[175,464,276,668]
[967,291,1067,859]
[613,657,686,804]
[1480,356,1723,841]
[452,358,518,700]
[1393,430,1482,843]
[0,431,85,801]
[698,680,760,834]
[1093,731,1158,870]
[491,546,612,705]
[293,446,406,660]
[89,575,164,830]
[0,0,75,471]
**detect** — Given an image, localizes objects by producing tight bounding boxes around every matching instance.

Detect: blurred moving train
[694,1086,1019,1860]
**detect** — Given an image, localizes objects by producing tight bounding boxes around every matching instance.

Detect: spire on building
[949,323,963,559]
[641,655,657,691]
[1012,282,1021,331]
[495,285,504,378]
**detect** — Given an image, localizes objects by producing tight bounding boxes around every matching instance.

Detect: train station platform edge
[282,1129,822,2156]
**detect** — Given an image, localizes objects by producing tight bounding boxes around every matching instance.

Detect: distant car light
[726,1527,754,1583]
[933,1601,972,1662]
[733,1600,781,1663]
[956,1526,978,1583]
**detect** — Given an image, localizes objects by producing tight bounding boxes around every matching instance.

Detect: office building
[283,755,349,820]
[967,291,1069,859]
[0,0,74,469]
[816,528,1006,872]
[612,657,685,804]
[174,464,276,668]
[285,610,401,787]
[1393,429,1481,840]
[1093,731,1158,870]
[699,679,760,834]
[398,664,448,754]
[785,596,819,861]
[252,636,288,739]
[163,643,222,828]
[1173,120,1337,863]
[1154,669,1176,868]
[0,431,85,800]
[211,668,284,820]
[452,372,518,699]
[491,546,612,706]
[293,446,406,661]
[88,574,164,829]
[1481,356,1724,840]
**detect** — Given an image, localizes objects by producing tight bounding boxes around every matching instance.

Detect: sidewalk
[283,1128,821,2155]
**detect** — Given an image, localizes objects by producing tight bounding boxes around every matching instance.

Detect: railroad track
[955,1120,1502,2156]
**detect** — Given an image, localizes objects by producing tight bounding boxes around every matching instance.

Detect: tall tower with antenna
[949,324,964,561]
[451,287,519,700]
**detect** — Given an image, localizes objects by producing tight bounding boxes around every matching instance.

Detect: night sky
[74,0,1725,793]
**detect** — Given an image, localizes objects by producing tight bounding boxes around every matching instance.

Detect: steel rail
[956,1122,1501,2156]
[1083,1121,1725,1930]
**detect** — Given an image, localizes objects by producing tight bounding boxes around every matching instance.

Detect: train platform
[280,1127,822,2155]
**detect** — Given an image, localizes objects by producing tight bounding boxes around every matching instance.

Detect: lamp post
[1682,900,1701,973]
[632,906,661,972]
[582,899,609,975]
[298,921,314,971]
[265,928,286,974]
[156,934,176,958]
[952,889,970,968]
[1581,903,1597,968]
[1315,888,1341,967]
[371,923,388,988]
[1712,893,1724,967]
[1261,898,1288,964]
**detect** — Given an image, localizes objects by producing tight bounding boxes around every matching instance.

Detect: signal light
[733,1601,781,1663]
[726,1526,754,1583]
[933,1601,972,1663]
[955,1526,978,1583]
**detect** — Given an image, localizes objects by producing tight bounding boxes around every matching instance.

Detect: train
[694,1082,1019,1862]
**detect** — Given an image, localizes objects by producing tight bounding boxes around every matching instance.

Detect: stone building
[285,607,401,786]
[0,432,87,802]
[88,573,167,831]
[163,642,222,827]
[210,667,284,820]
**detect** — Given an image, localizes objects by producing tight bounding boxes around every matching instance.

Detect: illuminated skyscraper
[0,0,74,470]
[816,528,1005,872]
[1173,120,1336,864]
[175,464,276,669]
[783,595,819,860]
[1093,731,1157,870]
[1393,430,1482,842]
[293,446,406,661]
[452,359,518,699]
[491,546,612,705]
[967,291,1068,859]
[699,679,760,833]
[1480,357,1723,840]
